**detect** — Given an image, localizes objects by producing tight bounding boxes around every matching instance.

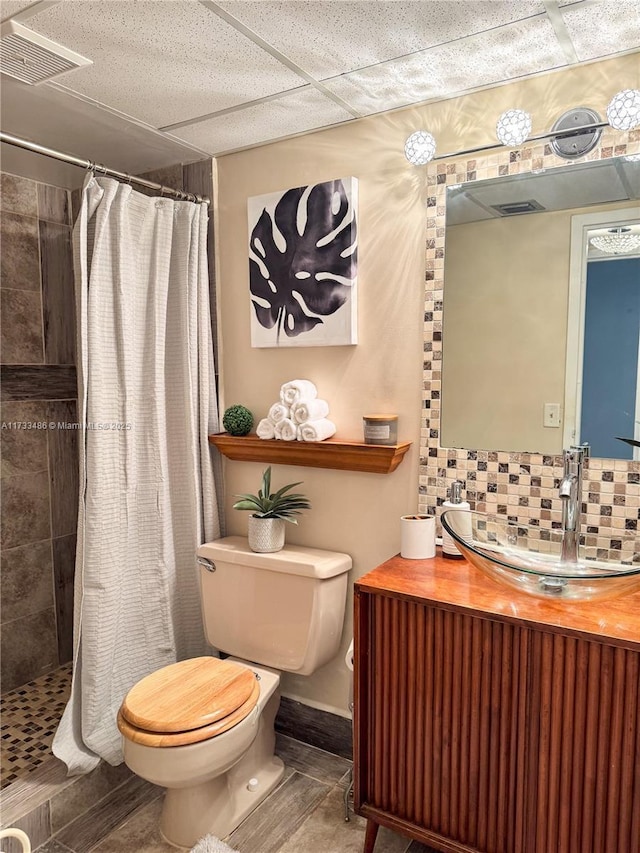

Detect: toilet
[117,536,352,849]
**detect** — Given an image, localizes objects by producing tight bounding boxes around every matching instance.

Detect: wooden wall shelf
[209,433,412,474]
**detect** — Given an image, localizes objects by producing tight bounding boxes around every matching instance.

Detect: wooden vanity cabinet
[354,554,640,853]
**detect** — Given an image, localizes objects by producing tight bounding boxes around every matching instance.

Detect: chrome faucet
[558,444,589,562]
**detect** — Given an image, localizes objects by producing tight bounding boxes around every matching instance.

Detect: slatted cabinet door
[355,591,527,853]
[521,633,640,853]
[354,587,640,853]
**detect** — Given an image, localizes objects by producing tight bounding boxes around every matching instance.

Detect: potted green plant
[233,466,311,553]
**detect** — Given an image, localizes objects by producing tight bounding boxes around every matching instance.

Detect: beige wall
[443,210,569,454]
[214,54,637,716]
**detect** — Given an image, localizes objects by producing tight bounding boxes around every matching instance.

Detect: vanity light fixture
[404,130,437,165]
[404,88,640,165]
[589,227,640,255]
[607,88,640,131]
[550,107,602,159]
[495,109,532,146]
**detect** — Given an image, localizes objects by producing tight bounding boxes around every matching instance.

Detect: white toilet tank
[197,536,352,676]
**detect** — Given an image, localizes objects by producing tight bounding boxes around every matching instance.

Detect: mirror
[440,155,640,459]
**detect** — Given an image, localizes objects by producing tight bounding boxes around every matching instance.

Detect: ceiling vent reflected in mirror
[491,199,545,217]
[446,156,640,227]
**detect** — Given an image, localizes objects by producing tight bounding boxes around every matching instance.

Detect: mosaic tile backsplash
[418,127,640,566]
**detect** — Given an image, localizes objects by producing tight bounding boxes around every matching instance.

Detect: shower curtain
[53,175,220,774]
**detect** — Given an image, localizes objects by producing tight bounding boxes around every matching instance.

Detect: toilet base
[159,688,285,848]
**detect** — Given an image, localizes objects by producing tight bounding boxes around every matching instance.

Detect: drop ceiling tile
[167,87,354,154]
[323,16,567,116]
[560,1,640,61]
[0,1,35,21]
[23,0,305,126]
[216,0,545,79]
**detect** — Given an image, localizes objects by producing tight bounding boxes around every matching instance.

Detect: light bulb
[495,109,532,146]
[606,89,640,131]
[404,130,436,165]
[590,228,640,255]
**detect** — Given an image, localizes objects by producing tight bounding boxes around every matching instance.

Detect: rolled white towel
[268,402,290,423]
[297,418,336,442]
[280,380,317,407]
[274,418,298,441]
[291,398,329,425]
[256,418,276,440]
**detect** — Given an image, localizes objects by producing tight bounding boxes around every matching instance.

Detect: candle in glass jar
[363,414,398,446]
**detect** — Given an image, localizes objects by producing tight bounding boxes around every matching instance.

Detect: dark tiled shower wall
[1,161,218,694]
[1,172,78,692]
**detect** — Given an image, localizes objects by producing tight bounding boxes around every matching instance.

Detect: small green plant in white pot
[233,466,311,553]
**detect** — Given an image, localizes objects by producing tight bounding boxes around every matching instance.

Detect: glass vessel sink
[441,510,640,601]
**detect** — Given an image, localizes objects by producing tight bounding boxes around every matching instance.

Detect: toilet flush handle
[197,557,216,573]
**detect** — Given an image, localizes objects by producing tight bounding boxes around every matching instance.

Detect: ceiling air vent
[490,199,545,216]
[0,20,92,85]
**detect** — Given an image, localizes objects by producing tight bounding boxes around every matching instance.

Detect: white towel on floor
[291,398,329,425]
[268,402,290,423]
[256,418,276,440]
[297,418,336,442]
[190,836,238,853]
[280,380,317,406]
[275,418,298,441]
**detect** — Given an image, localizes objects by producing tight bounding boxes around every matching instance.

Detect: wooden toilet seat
[117,657,260,747]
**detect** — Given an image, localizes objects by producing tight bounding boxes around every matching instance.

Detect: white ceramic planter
[247,516,285,553]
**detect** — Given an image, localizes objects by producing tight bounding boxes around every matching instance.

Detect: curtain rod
[0,131,210,205]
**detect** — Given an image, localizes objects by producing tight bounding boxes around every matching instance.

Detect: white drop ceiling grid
[0,0,639,168]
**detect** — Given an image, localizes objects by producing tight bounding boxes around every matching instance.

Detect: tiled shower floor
[1,662,72,788]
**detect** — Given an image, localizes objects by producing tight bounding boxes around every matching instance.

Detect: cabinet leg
[363,819,379,853]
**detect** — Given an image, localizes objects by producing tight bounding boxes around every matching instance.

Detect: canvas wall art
[247,177,358,348]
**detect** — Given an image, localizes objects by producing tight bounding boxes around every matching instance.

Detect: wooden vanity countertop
[356,550,640,651]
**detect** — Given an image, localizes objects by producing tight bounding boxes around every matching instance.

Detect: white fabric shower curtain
[53,175,220,774]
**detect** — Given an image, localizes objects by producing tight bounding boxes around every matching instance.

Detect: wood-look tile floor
[33,734,437,853]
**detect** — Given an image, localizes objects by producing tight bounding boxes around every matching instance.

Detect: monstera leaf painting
[248,177,358,347]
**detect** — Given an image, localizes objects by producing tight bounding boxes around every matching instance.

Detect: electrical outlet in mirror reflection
[543,402,562,428]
